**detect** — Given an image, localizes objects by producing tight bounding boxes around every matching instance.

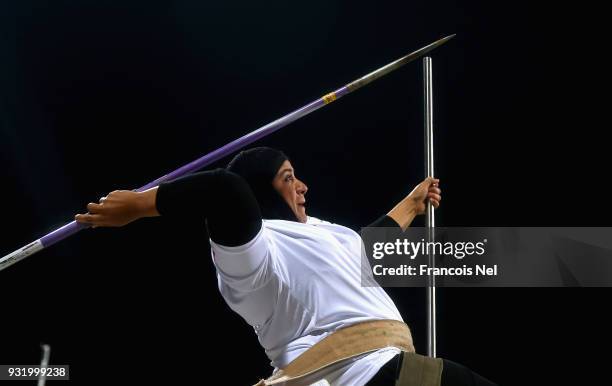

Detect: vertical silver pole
[38,344,51,386]
[423,56,437,358]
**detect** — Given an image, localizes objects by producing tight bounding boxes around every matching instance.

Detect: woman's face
[272,160,308,223]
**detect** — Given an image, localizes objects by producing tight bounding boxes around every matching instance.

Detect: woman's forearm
[75,188,160,227]
[387,197,418,232]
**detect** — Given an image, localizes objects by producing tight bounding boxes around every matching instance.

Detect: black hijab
[226,147,299,222]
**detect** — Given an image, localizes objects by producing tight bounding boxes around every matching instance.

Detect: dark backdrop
[0,1,609,384]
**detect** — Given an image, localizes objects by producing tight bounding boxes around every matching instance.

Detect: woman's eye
[285,175,294,182]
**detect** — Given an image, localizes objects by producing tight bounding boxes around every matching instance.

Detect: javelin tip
[427,34,456,49]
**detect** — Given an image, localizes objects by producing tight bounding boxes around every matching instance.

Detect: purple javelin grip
[0,35,454,272]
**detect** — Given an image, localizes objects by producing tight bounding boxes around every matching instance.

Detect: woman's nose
[297,180,308,194]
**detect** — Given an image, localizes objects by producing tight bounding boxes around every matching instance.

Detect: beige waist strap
[254,320,415,386]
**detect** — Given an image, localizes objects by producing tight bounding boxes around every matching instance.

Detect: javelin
[0,34,454,272]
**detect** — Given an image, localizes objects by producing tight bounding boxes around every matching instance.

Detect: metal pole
[0,35,455,272]
[38,344,51,386]
[423,56,437,358]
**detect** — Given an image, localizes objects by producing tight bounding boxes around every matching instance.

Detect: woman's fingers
[414,178,441,211]
[425,179,440,194]
[427,192,441,201]
[427,191,441,209]
[87,202,103,213]
[428,186,441,195]
[75,213,103,225]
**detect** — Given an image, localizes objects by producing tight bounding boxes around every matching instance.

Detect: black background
[0,1,609,384]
